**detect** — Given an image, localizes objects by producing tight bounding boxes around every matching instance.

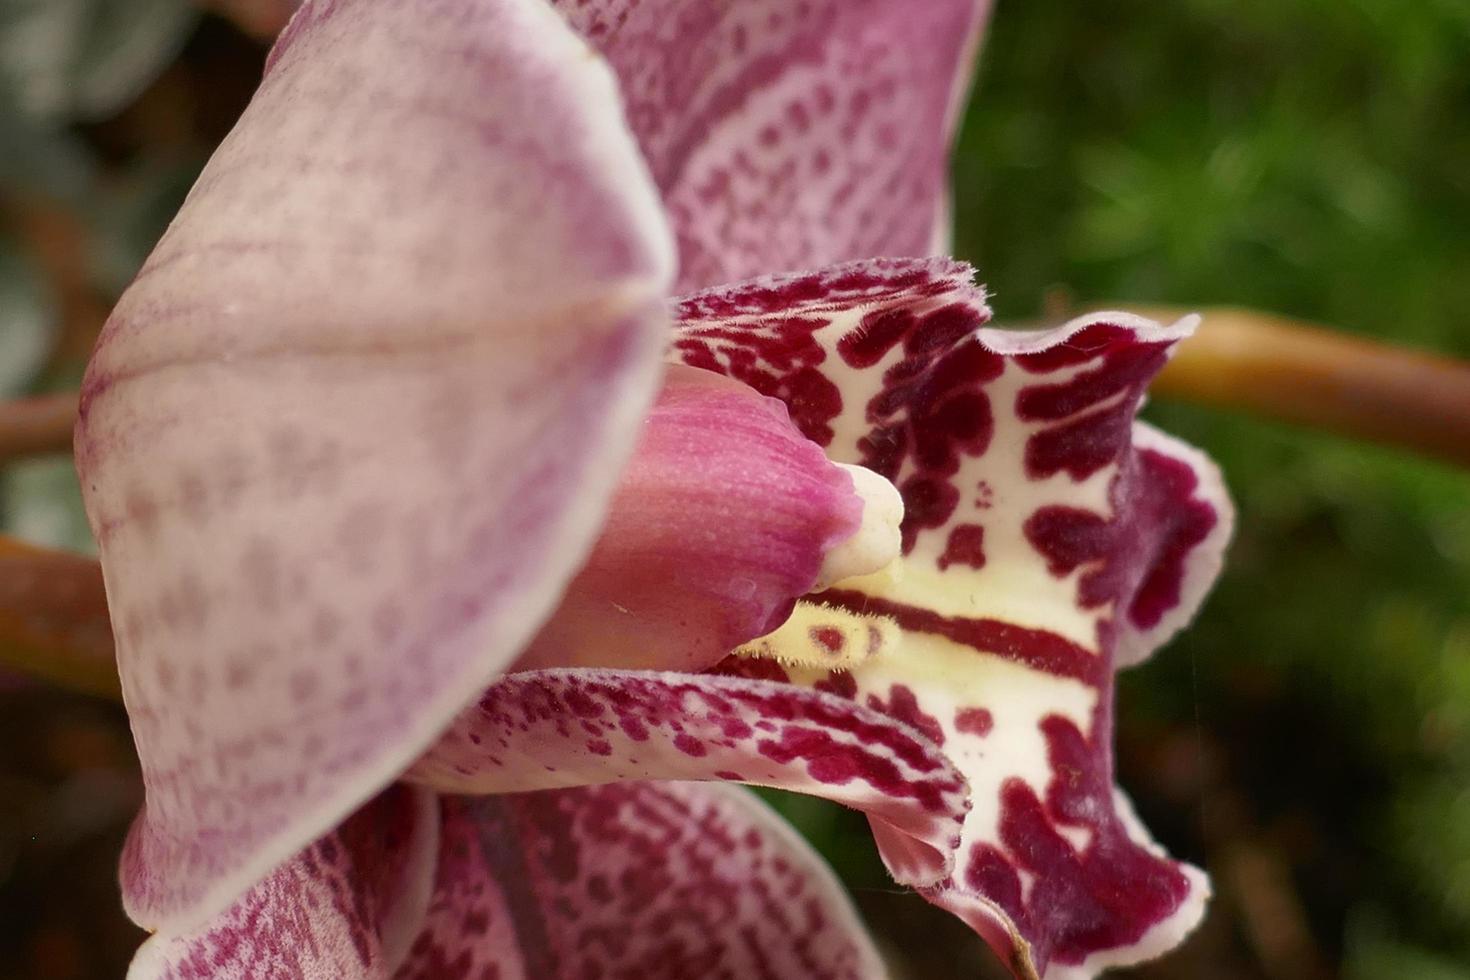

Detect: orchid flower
[74,0,1233,978]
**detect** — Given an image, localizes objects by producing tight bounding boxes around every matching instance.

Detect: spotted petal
[79,0,673,931]
[128,785,439,980]
[407,668,969,890]
[549,0,992,292]
[672,259,1233,978]
[398,783,884,979]
[131,780,881,979]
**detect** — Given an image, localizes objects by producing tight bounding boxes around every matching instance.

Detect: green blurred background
[1,1,1468,977]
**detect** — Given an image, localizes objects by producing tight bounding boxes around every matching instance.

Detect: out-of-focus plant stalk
[0,535,120,700]
[1146,306,1470,468]
[0,392,79,462]
[2,311,1468,702]
[3,311,1469,469]
[4,299,1470,703]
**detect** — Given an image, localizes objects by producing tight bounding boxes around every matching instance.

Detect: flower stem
[5,311,1468,468]
[0,392,78,463]
[1144,306,1470,468]
[0,536,120,701]
[1,309,1468,703]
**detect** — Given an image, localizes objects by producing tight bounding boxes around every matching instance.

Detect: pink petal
[672,259,1233,977]
[549,0,993,292]
[513,365,862,674]
[406,668,969,890]
[395,783,884,979]
[128,785,439,980]
[80,0,673,932]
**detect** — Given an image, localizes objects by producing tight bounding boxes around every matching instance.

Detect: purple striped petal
[549,0,992,292]
[671,259,1233,978]
[406,668,969,890]
[82,0,673,932]
[512,365,863,674]
[396,783,883,980]
[129,785,439,979]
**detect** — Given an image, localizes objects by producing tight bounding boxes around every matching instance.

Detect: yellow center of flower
[734,601,898,671]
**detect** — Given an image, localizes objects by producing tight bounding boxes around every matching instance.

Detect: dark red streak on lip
[821,589,1105,686]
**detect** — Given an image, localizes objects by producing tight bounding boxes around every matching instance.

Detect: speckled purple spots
[549,0,991,292]
[671,261,1232,977]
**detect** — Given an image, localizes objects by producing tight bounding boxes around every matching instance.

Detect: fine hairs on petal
[736,600,900,672]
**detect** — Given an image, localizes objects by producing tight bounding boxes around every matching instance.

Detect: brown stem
[0,392,79,462]
[0,536,120,701]
[2,308,1467,703]
[200,0,298,39]
[1144,306,1470,467]
[9,309,1468,470]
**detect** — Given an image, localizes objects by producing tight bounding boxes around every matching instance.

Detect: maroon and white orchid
[74,0,1232,977]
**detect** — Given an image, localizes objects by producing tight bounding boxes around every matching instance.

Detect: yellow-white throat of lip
[736,464,905,672]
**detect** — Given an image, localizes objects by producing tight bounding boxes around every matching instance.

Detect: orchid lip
[672,257,1233,977]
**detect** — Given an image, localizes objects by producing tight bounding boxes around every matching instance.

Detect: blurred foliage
[1,0,1468,978]
[0,243,52,397]
[0,0,198,123]
[0,5,250,977]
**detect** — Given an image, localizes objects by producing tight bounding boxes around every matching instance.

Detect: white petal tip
[814,464,904,591]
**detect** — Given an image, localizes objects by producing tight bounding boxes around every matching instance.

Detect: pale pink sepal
[82,0,674,932]
[549,0,994,292]
[513,364,862,674]
[396,783,884,979]
[128,785,439,980]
